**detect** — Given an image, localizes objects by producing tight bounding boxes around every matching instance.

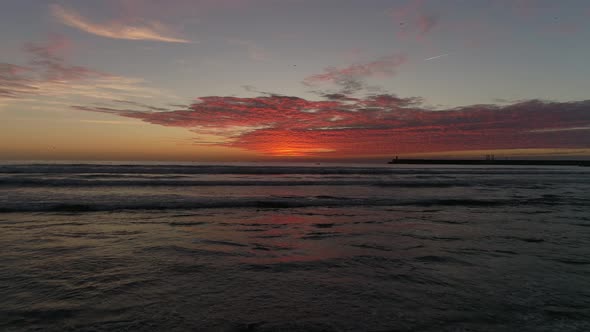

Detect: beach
[1,162,589,331]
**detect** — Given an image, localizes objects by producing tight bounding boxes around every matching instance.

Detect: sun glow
[267,144,336,157]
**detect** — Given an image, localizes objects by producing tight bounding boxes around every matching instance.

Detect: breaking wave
[0,196,582,213]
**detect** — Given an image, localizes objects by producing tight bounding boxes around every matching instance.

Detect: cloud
[1,37,169,108]
[390,0,440,40]
[0,37,88,101]
[0,63,37,99]
[73,93,590,158]
[51,4,192,43]
[76,119,147,126]
[112,99,170,111]
[529,126,590,133]
[23,35,106,81]
[303,54,407,95]
[416,14,439,36]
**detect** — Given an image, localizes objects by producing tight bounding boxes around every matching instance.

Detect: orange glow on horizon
[231,130,337,157]
[266,144,336,157]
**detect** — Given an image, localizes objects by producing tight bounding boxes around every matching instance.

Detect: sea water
[1,162,589,331]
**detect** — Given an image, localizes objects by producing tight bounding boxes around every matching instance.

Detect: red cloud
[75,95,590,158]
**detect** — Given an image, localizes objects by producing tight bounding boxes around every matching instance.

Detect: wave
[1,164,587,176]
[0,196,579,213]
[0,178,465,188]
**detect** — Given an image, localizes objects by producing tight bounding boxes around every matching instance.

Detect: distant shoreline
[388,159,590,166]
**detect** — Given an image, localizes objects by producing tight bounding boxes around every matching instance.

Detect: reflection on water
[2,205,590,331]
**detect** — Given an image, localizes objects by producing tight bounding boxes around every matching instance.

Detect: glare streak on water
[0,163,589,331]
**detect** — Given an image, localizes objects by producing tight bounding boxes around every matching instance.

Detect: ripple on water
[301,232,342,240]
[192,239,249,247]
[414,255,474,266]
[142,245,248,257]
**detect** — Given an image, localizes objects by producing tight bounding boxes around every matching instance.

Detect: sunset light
[2,2,590,331]
[1,0,589,161]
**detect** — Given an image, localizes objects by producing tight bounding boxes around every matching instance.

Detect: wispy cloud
[416,14,439,36]
[24,35,106,81]
[390,0,440,40]
[529,126,590,133]
[76,119,147,126]
[50,4,192,43]
[0,36,101,102]
[0,63,37,99]
[112,99,170,111]
[1,37,170,110]
[303,54,407,95]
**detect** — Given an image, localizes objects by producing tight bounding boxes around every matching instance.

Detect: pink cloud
[0,64,37,98]
[1,37,165,103]
[74,94,590,158]
[303,54,407,94]
[416,14,439,36]
[51,4,192,43]
[304,55,407,83]
[389,0,440,40]
[23,36,105,81]
[389,0,424,21]
[1,36,105,100]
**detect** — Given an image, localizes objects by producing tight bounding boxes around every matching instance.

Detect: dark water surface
[1,163,589,331]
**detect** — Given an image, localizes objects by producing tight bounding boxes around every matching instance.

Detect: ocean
[1,162,589,331]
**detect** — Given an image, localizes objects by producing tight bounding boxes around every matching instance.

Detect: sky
[1,0,589,162]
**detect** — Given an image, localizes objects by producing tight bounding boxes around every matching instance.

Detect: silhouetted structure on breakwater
[388,156,590,166]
